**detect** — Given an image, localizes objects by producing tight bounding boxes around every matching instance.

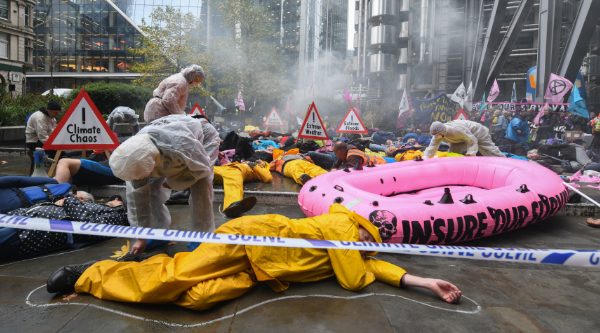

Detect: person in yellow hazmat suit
[46,205,462,309]
[269,153,328,185]
[214,160,273,218]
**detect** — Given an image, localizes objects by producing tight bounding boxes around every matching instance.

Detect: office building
[0,0,35,95]
[27,0,203,93]
[351,0,600,113]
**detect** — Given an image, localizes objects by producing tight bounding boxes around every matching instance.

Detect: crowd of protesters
[0,64,466,311]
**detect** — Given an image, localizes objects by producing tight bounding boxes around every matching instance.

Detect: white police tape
[1,213,599,267]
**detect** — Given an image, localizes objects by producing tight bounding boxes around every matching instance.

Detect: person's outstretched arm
[403,274,462,303]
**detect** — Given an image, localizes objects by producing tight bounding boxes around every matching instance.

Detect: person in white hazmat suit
[423,120,505,158]
[106,107,140,135]
[109,114,220,254]
[144,65,205,123]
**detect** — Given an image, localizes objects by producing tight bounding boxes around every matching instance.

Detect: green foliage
[69,82,153,114]
[210,0,292,103]
[131,6,212,96]
[129,4,292,106]
[0,90,73,127]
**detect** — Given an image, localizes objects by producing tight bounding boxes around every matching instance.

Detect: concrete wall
[0,123,147,143]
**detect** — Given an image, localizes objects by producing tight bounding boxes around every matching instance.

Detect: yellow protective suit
[395,150,450,162]
[74,205,406,311]
[283,159,328,184]
[213,162,273,209]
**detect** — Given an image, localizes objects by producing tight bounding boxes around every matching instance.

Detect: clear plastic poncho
[121,115,219,232]
[424,120,505,158]
[143,65,205,123]
[107,106,140,132]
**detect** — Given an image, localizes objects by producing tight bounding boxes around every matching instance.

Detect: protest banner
[43,89,120,176]
[298,102,328,140]
[189,103,205,116]
[471,101,569,113]
[263,107,285,127]
[410,94,460,130]
[336,106,368,134]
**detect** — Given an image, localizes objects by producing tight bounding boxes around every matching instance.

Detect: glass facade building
[259,0,346,83]
[28,0,203,93]
[27,0,346,93]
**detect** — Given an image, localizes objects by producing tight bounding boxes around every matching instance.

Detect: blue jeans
[305,151,337,169]
[372,131,396,144]
[369,143,388,152]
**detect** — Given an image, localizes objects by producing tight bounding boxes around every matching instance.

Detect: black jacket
[7,197,128,257]
[537,114,558,141]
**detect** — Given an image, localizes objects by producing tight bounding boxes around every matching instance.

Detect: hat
[47,100,61,111]
[430,121,446,135]
[108,194,127,208]
[182,64,205,83]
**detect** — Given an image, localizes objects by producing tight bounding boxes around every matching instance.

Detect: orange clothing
[347,149,387,166]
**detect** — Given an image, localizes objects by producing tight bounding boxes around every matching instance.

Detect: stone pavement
[1,152,600,332]
[0,202,599,333]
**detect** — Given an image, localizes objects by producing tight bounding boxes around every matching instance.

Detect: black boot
[166,188,190,204]
[299,174,312,185]
[47,261,98,294]
[223,196,257,218]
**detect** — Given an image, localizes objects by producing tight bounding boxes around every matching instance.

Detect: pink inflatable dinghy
[298,157,568,244]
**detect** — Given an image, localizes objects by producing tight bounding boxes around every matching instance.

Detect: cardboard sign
[189,103,205,116]
[336,106,368,133]
[454,109,470,121]
[564,131,582,142]
[298,102,328,140]
[263,107,285,127]
[43,89,120,150]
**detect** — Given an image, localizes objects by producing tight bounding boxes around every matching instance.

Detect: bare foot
[587,218,600,228]
[426,279,462,304]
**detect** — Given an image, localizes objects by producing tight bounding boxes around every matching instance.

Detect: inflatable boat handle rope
[563,182,600,209]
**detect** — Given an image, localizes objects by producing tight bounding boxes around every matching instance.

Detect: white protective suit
[107,107,140,134]
[144,65,205,123]
[115,115,220,233]
[423,120,505,158]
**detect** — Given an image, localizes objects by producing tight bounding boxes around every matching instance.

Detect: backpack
[595,118,600,132]
[25,112,35,127]
[15,183,73,207]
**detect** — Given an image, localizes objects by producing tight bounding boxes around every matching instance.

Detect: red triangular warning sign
[263,107,285,127]
[43,89,120,150]
[336,106,368,134]
[454,108,469,121]
[189,103,205,116]
[298,102,328,140]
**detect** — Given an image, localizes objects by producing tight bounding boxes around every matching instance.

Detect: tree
[209,0,293,105]
[131,6,213,96]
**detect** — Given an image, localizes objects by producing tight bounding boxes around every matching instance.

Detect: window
[25,6,30,26]
[0,0,8,20]
[24,38,30,63]
[0,33,8,59]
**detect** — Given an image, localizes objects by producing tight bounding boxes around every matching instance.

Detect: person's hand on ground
[426,279,462,304]
[587,218,600,228]
[403,274,461,304]
[130,239,147,254]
